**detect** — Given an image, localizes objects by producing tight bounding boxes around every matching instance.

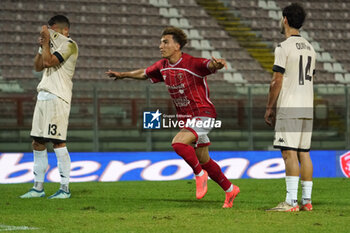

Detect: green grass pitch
[0,178,349,233]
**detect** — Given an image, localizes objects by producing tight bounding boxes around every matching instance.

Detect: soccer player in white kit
[20,15,78,199]
[264,3,316,211]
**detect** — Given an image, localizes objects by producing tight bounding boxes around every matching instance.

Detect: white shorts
[184,117,214,148]
[30,95,70,142]
[273,118,313,151]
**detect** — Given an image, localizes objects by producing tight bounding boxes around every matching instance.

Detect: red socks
[172,143,202,175]
[202,158,232,191]
[172,143,232,191]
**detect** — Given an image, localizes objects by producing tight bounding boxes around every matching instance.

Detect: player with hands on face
[20,15,78,200]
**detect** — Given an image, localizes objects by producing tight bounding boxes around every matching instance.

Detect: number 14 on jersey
[299,55,312,85]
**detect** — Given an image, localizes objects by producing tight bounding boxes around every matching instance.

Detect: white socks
[285,176,299,206]
[225,184,233,192]
[195,170,204,177]
[54,147,71,191]
[301,180,313,205]
[285,177,313,206]
[33,149,48,190]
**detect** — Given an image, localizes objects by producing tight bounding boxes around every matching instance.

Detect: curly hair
[161,26,188,49]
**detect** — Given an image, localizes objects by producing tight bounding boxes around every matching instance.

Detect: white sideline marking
[0,224,39,231]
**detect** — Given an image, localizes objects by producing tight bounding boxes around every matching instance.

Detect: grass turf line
[0,178,349,233]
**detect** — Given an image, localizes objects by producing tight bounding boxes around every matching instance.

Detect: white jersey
[37,29,78,104]
[273,35,316,119]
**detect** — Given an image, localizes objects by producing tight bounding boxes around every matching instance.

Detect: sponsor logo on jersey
[173,98,190,107]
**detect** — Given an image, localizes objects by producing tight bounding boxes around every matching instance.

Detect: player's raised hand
[40,25,50,43]
[105,70,124,80]
[211,56,228,70]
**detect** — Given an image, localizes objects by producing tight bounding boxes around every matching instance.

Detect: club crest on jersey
[176,72,184,80]
[340,151,350,178]
[52,32,59,40]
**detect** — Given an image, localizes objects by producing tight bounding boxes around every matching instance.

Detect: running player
[106,26,240,208]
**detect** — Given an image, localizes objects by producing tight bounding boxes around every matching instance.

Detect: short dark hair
[282,3,306,29]
[161,26,187,49]
[48,15,70,29]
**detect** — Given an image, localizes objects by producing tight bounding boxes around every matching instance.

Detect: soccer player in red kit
[106,26,240,208]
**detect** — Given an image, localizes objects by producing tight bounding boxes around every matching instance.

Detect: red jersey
[145,53,217,120]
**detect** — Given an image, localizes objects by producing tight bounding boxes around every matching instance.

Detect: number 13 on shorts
[48,124,57,136]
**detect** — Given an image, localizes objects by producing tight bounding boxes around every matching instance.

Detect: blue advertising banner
[0,150,347,184]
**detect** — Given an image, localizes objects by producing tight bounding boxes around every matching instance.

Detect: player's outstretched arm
[105,69,147,81]
[264,72,283,127]
[208,56,228,72]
